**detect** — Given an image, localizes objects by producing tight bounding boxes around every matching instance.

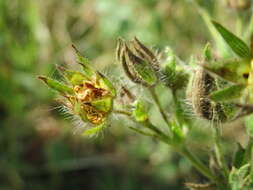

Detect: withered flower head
[38,45,116,129]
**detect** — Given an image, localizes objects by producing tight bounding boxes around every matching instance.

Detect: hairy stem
[178,147,220,184]
[213,125,229,180]
[149,87,171,130]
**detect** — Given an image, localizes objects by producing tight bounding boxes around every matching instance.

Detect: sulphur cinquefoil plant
[39,19,253,189]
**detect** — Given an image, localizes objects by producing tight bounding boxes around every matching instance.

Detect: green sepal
[132,100,149,122]
[171,120,185,144]
[82,123,106,136]
[91,97,113,113]
[131,37,159,71]
[132,59,157,86]
[161,49,188,91]
[209,84,246,102]
[38,76,73,94]
[72,100,88,122]
[97,72,116,97]
[124,44,157,86]
[58,67,88,85]
[212,21,251,58]
[78,62,95,78]
[203,42,212,61]
[72,45,95,78]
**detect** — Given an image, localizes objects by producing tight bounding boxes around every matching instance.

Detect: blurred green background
[0,0,252,189]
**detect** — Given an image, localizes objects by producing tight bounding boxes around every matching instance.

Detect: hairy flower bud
[116,37,158,87]
[188,67,227,122]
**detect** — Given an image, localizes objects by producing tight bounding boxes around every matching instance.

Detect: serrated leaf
[212,21,251,58]
[209,84,245,102]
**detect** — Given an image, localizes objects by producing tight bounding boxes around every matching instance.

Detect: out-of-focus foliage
[0,0,252,189]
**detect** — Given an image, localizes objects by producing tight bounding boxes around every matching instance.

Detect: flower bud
[188,67,227,122]
[116,37,158,87]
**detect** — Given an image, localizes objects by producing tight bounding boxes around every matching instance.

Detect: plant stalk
[149,87,171,129]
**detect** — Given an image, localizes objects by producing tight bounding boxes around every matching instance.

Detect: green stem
[149,87,171,129]
[114,100,221,186]
[213,126,229,179]
[143,120,220,185]
[144,119,171,143]
[178,147,220,184]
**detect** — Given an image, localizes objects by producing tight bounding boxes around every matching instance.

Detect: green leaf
[209,84,246,102]
[132,100,149,122]
[212,21,251,58]
[237,164,250,179]
[203,59,251,84]
[244,115,253,137]
[232,143,246,168]
[229,164,251,190]
[38,76,73,94]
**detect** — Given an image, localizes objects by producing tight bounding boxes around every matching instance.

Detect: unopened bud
[116,37,158,87]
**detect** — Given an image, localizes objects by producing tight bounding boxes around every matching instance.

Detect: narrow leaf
[209,84,246,102]
[212,21,251,58]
